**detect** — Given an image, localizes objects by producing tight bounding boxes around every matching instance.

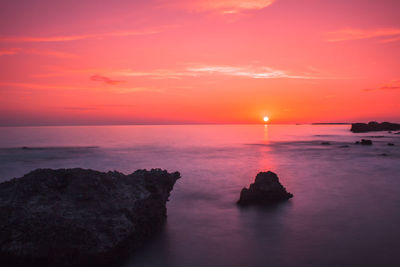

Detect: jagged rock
[355,139,373,145]
[0,168,180,267]
[237,171,293,205]
[351,121,400,133]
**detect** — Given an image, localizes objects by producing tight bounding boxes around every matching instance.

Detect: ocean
[0,124,399,266]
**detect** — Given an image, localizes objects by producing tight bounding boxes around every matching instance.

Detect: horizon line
[0,122,358,127]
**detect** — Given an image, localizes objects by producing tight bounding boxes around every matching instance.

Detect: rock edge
[0,168,180,267]
[351,121,400,133]
[237,171,293,205]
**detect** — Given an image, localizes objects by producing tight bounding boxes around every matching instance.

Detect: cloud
[112,69,198,79]
[0,48,21,56]
[0,29,164,43]
[0,82,161,93]
[186,65,312,79]
[163,0,275,13]
[0,48,76,58]
[28,49,76,58]
[90,75,126,85]
[115,65,319,79]
[363,80,400,91]
[326,28,400,42]
[198,0,275,12]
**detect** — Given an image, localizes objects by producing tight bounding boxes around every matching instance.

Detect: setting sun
[263,116,269,123]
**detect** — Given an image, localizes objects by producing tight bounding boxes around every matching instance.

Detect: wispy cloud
[186,65,312,79]
[363,80,400,91]
[0,48,21,56]
[90,75,126,85]
[112,69,198,79]
[33,64,335,81]
[115,65,320,79]
[326,28,400,42]
[0,28,166,43]
[0,48,76,58]
[0,82,161,93]
[164,0,275,14]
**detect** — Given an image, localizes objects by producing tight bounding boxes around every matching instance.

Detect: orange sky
[0,0,399,125]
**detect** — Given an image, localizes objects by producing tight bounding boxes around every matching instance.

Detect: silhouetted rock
[237,171,293,205]
[0,168,180,267]
[387,143,395,146]
[339,145,350,148]
[351,121,400,133]
[321,142,331,145]
[355,139,373,145]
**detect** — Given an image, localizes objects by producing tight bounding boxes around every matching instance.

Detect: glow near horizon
[0,0,399,126]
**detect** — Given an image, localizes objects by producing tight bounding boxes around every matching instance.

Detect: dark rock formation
[0,168,180,267]
[355,139,373,145]
[351,121,400,133]
[321,142,331,145]
[339,145,350,148]
[387,143,395,146]
[237,171,293,205]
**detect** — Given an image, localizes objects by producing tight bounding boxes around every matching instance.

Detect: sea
[0,124,399,266]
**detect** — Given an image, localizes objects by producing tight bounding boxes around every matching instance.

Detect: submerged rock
[320,142,331,145]
[355,139,373,145]
[237,171,293,205]
[351,121,400,133]
[0,168,180,267]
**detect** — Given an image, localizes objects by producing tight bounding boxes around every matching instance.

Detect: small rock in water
[387,143,395,146]
[321,142,331,145]
[355,139,373,145]
[339,145,350,148]
[237,171,293,205]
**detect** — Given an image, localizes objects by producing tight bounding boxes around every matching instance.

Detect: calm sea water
[0,124,399,266]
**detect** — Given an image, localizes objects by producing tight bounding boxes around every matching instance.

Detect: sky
[0,0,399,125]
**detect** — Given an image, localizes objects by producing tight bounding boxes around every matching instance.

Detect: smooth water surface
[0,124,399,266]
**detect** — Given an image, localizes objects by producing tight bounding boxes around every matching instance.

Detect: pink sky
[0,0,399,125]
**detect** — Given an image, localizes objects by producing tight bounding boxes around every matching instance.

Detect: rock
[339,145,350,148]
[355,139,373,145]
[387,143,395,146]
[0,168,180,267]
[320,142,331,145]
[237,171,293,205]
[351,121,400,133]
[380,153,389,157]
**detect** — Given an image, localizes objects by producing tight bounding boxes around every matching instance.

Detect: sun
[263,116,269,123]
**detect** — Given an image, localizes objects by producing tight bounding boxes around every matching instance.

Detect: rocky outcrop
[237,171,293,205]
[351,121,400,133]
[0,168,180,267]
